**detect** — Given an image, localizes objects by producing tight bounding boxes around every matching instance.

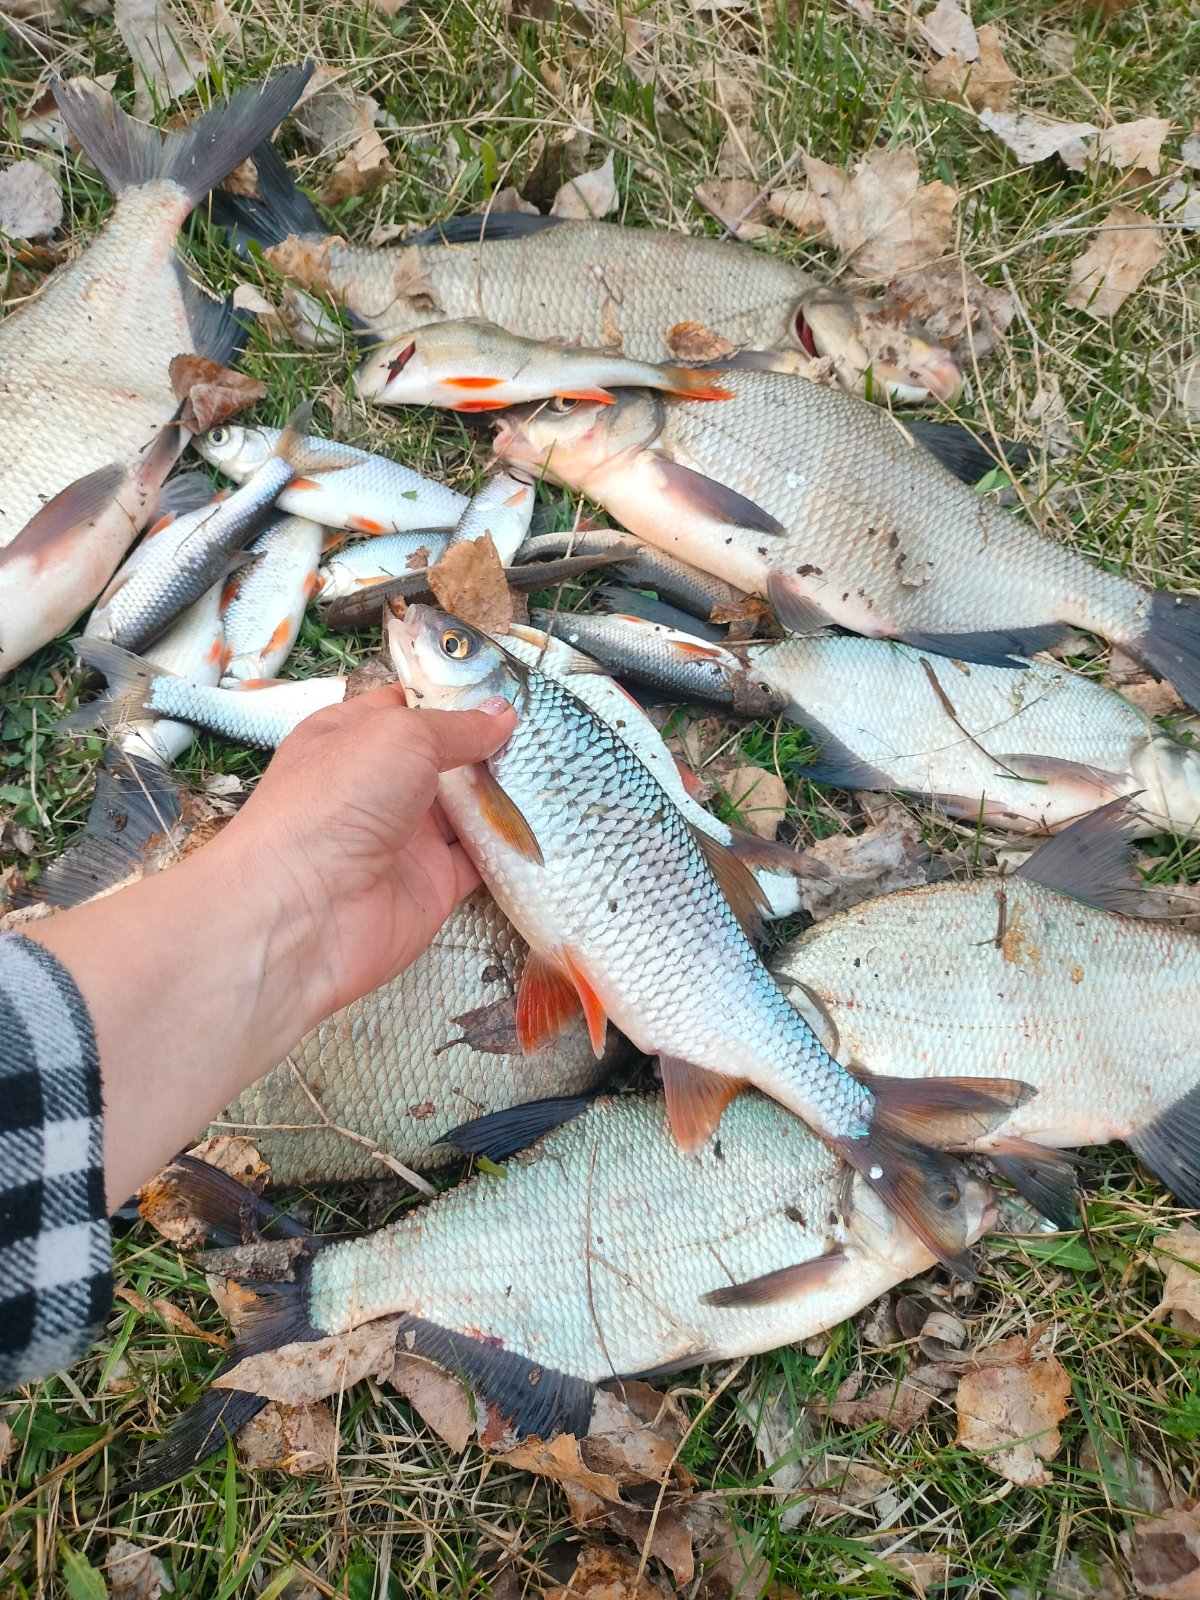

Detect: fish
[532,611,1200,837]
[0,67,312,675]
[774,800,1200,1224]
[220,514,325,681]
[492,372,1200,714]
[118,584,228,766]
[65,639,348,750]
[444,471,536,560]
[516,530,747,625]
[129,1092,995,1488]
[211,141,962,405]
[354,318,733,410]
[195,423,468,534]
[388,604,1030,1273]
[213,887,617,1184]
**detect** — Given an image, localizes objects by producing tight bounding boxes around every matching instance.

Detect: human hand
[208,682,516,1025]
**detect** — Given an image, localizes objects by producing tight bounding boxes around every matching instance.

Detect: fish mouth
[385,610,424,696]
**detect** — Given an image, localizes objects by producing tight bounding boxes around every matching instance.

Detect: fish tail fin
[63,639,169,735]
[126,1156,320,1496]
[658,366,734,402]
[1128,1080,1200,1210]
[1132,591,1200,717]
[53,64,312,211]
[209,136,326,252]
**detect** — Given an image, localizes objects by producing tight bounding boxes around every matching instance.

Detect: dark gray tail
[210,137,326,252]
[1136,591,1200,717]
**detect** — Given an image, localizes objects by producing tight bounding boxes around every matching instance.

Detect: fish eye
[550,396,580,414]
[207,425,229,445]
[440,627,476,660]
[386,341,417,381]
[935,1183,961,1212]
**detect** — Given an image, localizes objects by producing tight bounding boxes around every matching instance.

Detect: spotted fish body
[215,889,613,1183]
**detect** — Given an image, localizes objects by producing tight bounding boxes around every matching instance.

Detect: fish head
[792,290,963,405]
[492,391,662,486]
[846,1169,995,1275]
[195,423,271,480]
[388,603,523,712]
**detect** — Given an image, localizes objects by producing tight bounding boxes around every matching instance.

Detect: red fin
[453,399,511,413]
[304,570,322,599]
[673,756,705,800]
[267,618,293,652]
[516,951,582,1052]
[205,637,223,666]
[145,513,175,538]
[474,765,543,863]
[701,1249,847,1308]
[561,948,608,1059]
[348,516,387,535]
[0,462,127,571]
[674,640,725,660]
[659,366,734,402]
[444,376,505,390]
[659,1056,746,1150]
[692,825,770,941]
[557,387,615,405]
[288,477,321,491]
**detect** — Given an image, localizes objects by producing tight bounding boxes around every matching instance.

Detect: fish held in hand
[355,318,732,410]
[0,66,312,675]
[388,603,1029,1274]
[493,372,1200,714]
[131,1093,995,1487]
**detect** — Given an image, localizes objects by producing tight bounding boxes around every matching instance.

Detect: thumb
[418,701,517,772]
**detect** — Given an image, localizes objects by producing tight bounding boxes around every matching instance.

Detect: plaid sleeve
[0,933,112,1390]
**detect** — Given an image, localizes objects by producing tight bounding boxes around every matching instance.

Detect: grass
[2,0,1199,1594]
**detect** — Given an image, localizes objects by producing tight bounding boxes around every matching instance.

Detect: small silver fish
[220,514,325,682]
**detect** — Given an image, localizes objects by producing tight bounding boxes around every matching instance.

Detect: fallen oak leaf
[1093,115,1171,175]
[501,1432,625,1503]
[428,534,513,635]
[954,1334,1071,1488]
[1153,1221,1200,1333]
[766,186,828,237]
[546,1543,671,1600]
[722,766,788,839]
[1064,204,1165,321]
[187,1134,269,1187]
[874,259,1014,363]
[0,159,62,239]
[919,0,977,60]
[169,355,268,435]
[801,149,958,279]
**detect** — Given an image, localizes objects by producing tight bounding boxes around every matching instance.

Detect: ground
[1,0,1198,1595]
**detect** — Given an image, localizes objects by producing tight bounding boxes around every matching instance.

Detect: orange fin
[0,462,126,571]
[562,948,608,1059]
[659,366,733,402]
[266,618,293,652]
[556,387,616,405]
[348,516,387,534]
[701,1249,847,1308]
[692,825,770,941]
[444,376,505,390]
[288,476,321,491]
[673,755,705,800]
[516,951,582,1052]
[454,399,512,413]
[659,1055,746,1151]
[474,765,543,864]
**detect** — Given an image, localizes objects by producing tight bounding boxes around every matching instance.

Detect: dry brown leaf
[150,1296,225,1345]
[487,185,540,216]
[114,0,202,114]
[503,1432,625,1502]
[1064,204,1165,320]
[389,1353,474,1451]
[552,152,618,220]
[0,160,62,239]
[924,23,1017,113]
[0,1417,14,1473]
[919,0,977,59]
[215,1317,402,1405]
[1154,1221,1200,1333]
[878,1549,951,1597]
[665,321,739,362]
[955,1336,1071,1488]
[1108,648,1186,719]
[1094,116,1170,174]
[264,233,341,298]
[1123,1507,1200,1599]
[801,149,958,278]
[977,108,1101,170]
[168,356,269,435]
[107,1538,168,1600]
[546,1544,671,1600]
[206,1273,261,1331]
[796,812,928,921]
[322,143,395,205]
[1078,1436,1169,1515]
[815,1363,955,1431]
[1160,179,1200,232]
[294,69,399,205]
[766,186,828,237]
[428,535,513,634]
[695,177,769,240]
[875,260,1014,362]
[236,1400,339,1475]
[187,1134,269,1186]
[723,767,788,838]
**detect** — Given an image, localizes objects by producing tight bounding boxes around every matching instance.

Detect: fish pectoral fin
[1015,795,1147,914]
[516,950,583,1052]
[474,765,544,864]
[765,573,835,636]
[700,1249,849,1309]
[562,948,609,1058]
[1128,1080,1200,1211]
[0,462,128,571]
[996,752,1128,797]
[835,1127,981,1280]
[659,1056,747,1151]
[445,1094,596,1162]
[691,825,771,942]
[396,1314,594,1444]
[653,458,785,536]
[987,1138,1082,1231]
[658,367,734,403]
[857,1070,1035,1148]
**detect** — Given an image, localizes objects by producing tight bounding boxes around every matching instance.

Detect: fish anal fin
[692,824,770,941]
[1128,1080,1200,1210]
[562,948,609,1059]
[998,752,1128,799]
[396,1313,594,1443]
[659,1055,746,1151]
[701,1249,848,1309]
[516,950,582,1053]
[474,765,543,863]
[1015,795,1146,914]
[445,1095,596,1162]
[654,458,784,536]
[988,1138,1082,1231]
[0,462,128,571]
[766,573,834,635]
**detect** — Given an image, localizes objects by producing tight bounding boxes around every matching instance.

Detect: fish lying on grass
[0,67,312,675]
[494,373,1200,713]
[535,609,1200,836]
[214,887,617,1184]
[775,800,1200,1223]
[389,605,1029,1273]
[130,1092,994,1488]
[195,423,468,534]
[517,531,746,630]
[220,514,325,681]
[355,318,732,409]
[211,140,962,405]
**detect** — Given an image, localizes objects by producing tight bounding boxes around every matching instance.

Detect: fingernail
[480,695,513,715]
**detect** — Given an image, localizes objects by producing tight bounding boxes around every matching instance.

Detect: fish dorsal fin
[653,458,785,535]
[692,824,771,941]
[700,1249,848,1309]
[659,1056,746,1151]
[407,212,566,247]
[0,461,127,570]
[1014,796,1147,914]
[474,764,543,864]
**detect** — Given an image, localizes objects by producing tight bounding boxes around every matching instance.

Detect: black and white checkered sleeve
[0,933,112,1390]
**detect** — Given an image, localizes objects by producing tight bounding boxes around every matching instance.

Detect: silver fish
[220,514,325,682]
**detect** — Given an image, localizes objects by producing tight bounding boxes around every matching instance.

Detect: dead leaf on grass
[215,1317,402,1405]
[552,151,618,219]
[106,1538,169,1600]
[924,20,1017,113]
[794,812,928,920]
[0,1417,14,1472]
[694,177,770,240]
[114,0,202,115]
[1095,116,1171,174]
[815,1363,955,1432]
[236,1399,339,1475]
[1079,1435,1169,1515]
[1108,648,1186,719]
[878,1548,951,1597]
[955,1334,1071,1488]
[919,0,976,60]
[722,767,788,838]
[1160,179,1200,233]
[1064,204,1165,320]
[1122,1506,1200,1599]
[486,184,540,216]
[874,260,1014,362]
[800,149,958,278]
[169,355,269,435]
[666,321,739,362]
[546,1544,671,1600]
[766,186,827,237]
[293,67,397,203]
[977,108,1100,170]
[0,160,62,239]
[263,233,342,299]
[428,534,513,634]
[1153,1221,1200,1333]
[389,1353,474,1451]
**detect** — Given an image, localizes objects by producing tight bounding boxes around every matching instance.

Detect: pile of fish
[4,67,1200,1499]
